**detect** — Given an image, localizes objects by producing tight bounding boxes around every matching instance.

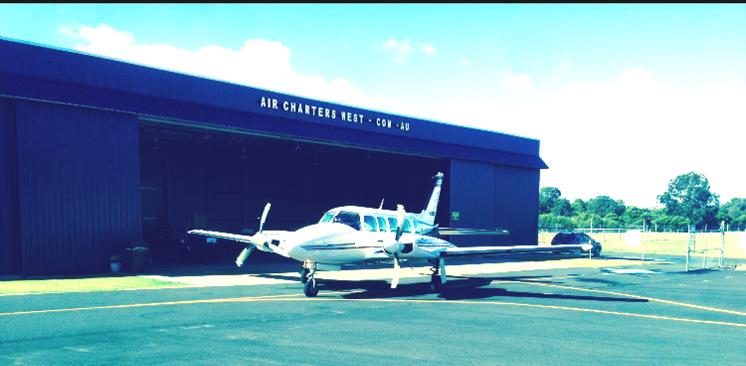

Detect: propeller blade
[235,246,256,267]
[390,256,400,289]
[258,203,271,233]
[395,204,405,242]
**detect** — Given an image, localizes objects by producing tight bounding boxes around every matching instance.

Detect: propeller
[383,204,406,289]
[235,246,256,267]
[391,256,401,289]
[235,202,271,267]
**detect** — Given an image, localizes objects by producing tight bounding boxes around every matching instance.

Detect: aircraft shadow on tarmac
[254,273,648,303]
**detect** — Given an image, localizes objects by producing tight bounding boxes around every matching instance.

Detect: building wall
[0,99,20,274]
[449,159,539,246]
[14,101,142,275]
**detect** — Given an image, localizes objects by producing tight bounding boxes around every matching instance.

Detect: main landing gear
[302,261,318,297]
[430,257,446,293]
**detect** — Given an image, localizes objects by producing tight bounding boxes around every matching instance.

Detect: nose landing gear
[302,261,318,297]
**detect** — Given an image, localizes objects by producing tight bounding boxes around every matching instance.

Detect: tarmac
[2,252,746,365]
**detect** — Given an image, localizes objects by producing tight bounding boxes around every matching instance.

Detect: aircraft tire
[430,274,442,293]
[304,278,318,297]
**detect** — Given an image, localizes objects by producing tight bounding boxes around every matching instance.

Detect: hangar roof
[0,38,547,169]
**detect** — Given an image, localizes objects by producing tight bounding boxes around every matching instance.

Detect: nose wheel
[302,261,318,297]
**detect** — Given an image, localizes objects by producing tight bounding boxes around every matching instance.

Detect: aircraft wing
[440,244,591,257]
[187,229,254,243]
[435,227,510,236]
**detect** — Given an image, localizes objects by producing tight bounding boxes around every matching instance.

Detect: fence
[539,224,746,269]
[685,225,724,272]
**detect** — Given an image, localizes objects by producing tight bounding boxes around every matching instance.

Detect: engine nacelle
[383,242,414,256]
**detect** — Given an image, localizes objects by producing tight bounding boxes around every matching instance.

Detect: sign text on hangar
[259,96,411,132]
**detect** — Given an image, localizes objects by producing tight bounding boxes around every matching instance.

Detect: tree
[622,206,655,228]
[571,199,587,214]
[718,198,746,229]
[658,172,719,228]
[586,196,626,217]
[539,187,562,214]
[551,198,574,216]
[539,213,574,231]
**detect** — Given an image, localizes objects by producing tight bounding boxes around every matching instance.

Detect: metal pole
[720,221,725,268]
[686,225,694,272]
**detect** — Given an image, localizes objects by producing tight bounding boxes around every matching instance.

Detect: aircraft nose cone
[285,222,355,259]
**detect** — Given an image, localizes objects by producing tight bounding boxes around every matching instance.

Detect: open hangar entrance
[139,119,451,266]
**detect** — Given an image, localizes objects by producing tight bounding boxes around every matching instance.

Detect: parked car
[550,232,602,257]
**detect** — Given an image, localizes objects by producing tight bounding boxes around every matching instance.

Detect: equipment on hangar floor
[189,172,591,297]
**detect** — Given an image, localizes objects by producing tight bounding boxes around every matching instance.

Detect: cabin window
[376,216,388,232]
[403,218,414,234]
[387,217,397,233]
[332,211,361,230]
[320,211,335,223]
[362,215,378,232]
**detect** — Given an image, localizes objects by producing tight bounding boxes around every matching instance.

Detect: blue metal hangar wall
[0,38,548,276]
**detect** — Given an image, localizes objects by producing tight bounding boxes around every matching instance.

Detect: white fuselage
[266,222,454,265]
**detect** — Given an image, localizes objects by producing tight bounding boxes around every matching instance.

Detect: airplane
[188,172,592,297]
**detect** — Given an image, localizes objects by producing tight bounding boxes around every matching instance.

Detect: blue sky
[1,4,744,208]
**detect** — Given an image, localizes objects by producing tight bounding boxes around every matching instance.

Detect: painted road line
[0,293,305,317]
[3,293,746,330]
[259,297,746,329]
[496,279,746,317]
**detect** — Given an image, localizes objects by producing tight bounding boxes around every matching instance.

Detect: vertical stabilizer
[418,172,443,225]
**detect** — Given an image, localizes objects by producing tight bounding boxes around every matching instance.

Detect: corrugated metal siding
[15,101,142,275]
[0,99,20,274]
[449,160,496,246]
[449,159,539,246]
[493,164,540,245]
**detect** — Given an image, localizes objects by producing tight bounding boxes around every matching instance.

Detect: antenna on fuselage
[379,198,385,209]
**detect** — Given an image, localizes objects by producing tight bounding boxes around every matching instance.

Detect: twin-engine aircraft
[188,172,591,297]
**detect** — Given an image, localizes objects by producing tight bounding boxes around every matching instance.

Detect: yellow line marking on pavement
[263,297,746,329]
[3,291,746,329]
[495,279,746,317]
[0,285,200,297]
[0,293,304,317]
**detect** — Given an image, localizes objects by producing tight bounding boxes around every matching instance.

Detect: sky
[1,4,744,209]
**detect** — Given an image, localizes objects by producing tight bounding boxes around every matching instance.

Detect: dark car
[550,232,602,257]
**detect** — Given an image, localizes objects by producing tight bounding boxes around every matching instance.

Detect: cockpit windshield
[319,211,336,223]
[330,211,361,231]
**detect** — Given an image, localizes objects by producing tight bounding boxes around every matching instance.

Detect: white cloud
[459,58,471,67]
[379,67,745,208]
[61,24,375,108]
[420,43,436,56]
[497,70,532,92]
[520,69,743,208]
[382,38,436,63]
[382,38,413,64]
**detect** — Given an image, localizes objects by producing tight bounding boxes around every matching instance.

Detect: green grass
[540,231,746,259]
[0,276,186,295]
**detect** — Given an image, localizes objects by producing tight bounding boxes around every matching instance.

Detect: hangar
[0,38,548,276]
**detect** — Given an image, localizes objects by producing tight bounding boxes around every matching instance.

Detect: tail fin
[417,172,443,225]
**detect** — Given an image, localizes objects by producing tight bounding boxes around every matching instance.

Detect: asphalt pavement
[2,253,746,365]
